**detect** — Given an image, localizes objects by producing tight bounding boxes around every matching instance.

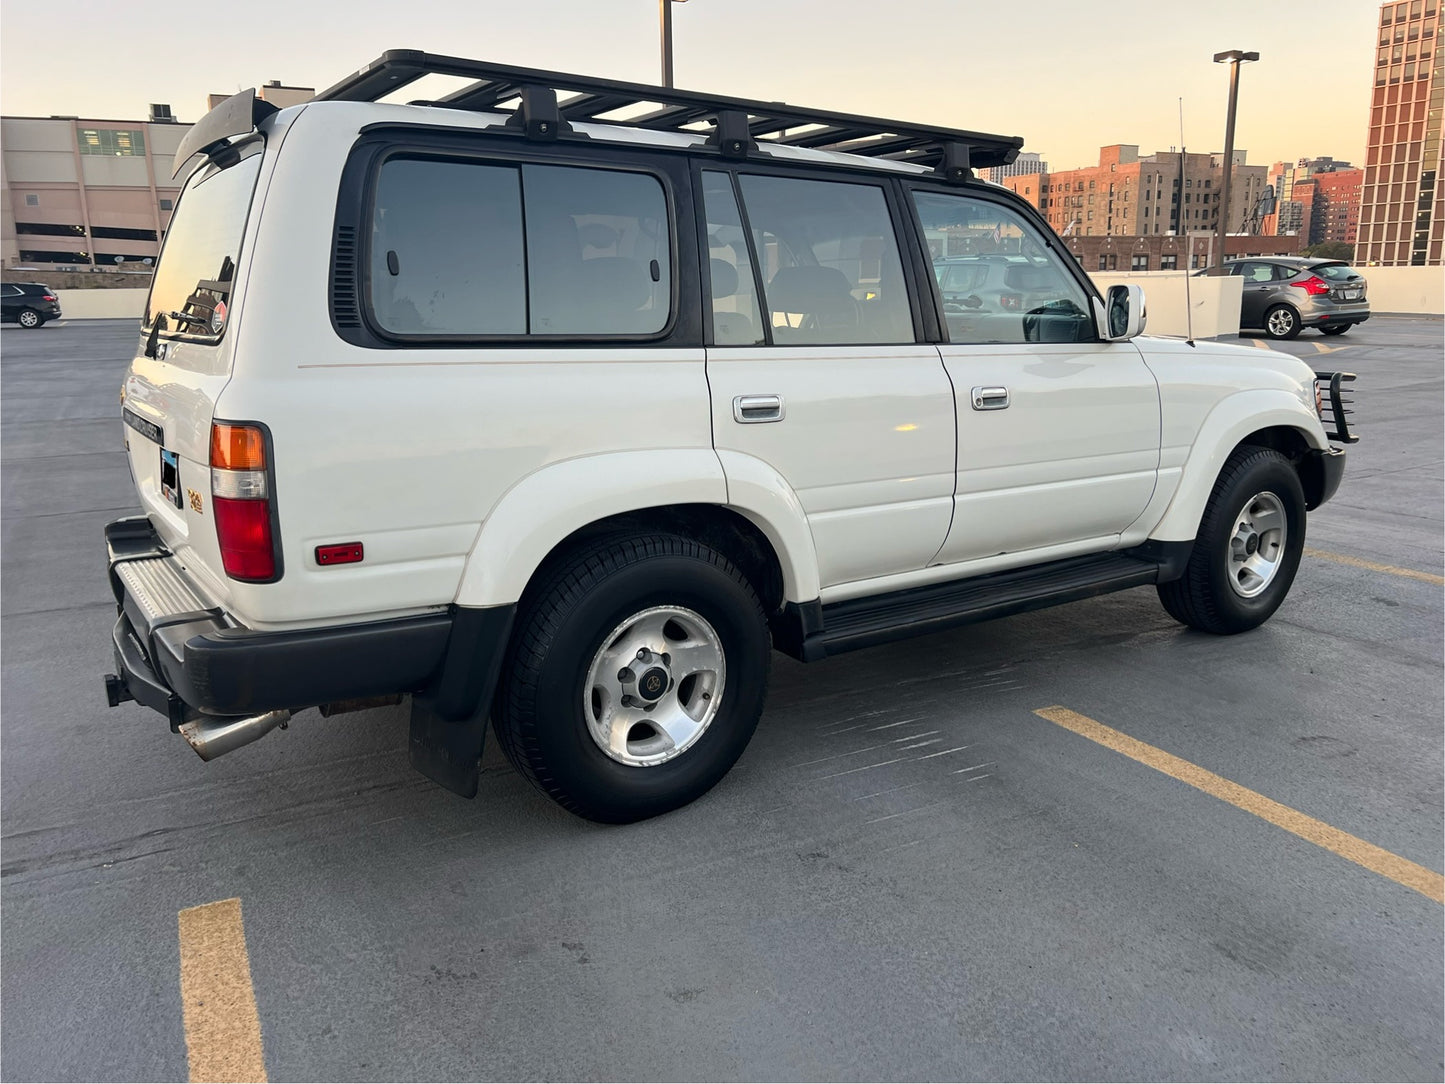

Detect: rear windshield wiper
[167,310,209,329]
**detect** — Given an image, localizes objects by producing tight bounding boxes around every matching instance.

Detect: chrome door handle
[971,386,1010,411]
[733,394,784,423]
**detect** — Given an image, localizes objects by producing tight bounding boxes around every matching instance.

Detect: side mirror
[1099,283,1147,340]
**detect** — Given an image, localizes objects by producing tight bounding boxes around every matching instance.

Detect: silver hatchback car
[1202,257,1370,340]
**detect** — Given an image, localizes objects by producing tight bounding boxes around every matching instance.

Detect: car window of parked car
[736,174,914,346]
[700,171,765,346]
[1312,263,1360,281]
[370,157,671,338]
[912,191,1094,345]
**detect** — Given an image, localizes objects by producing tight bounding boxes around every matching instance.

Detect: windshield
[145,152,262,336]
[1312,262,1360,281]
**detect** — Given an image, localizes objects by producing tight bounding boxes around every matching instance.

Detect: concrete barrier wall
[1088,271,1243,339]
[1357,266,1445,315]
[55,289,148,320]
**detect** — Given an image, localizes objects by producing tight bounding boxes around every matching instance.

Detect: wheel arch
[1149,392,1328,542]
[453,449,820,610]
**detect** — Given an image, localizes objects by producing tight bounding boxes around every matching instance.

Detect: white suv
[103,52,1356,823]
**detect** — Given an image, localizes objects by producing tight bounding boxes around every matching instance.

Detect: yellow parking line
[1305,547,1445,586]
[178,898,268,1083]
[1034,707,1444,904]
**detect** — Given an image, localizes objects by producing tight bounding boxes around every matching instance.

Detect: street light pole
[660,0,688,87]
[1212,49,1258,270]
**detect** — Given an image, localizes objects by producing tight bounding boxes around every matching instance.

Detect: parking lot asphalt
[2,317,1441,1082]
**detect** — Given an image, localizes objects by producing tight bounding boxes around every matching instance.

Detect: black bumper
[103,518,512,772]
[1302,446,1347,510]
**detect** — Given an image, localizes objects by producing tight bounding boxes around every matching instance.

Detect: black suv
[1,282,62,328]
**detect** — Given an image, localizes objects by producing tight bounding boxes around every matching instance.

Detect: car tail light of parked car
[1291,275,1331,297]
[210,422,278,581]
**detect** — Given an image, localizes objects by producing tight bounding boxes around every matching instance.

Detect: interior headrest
[710,259,740,300]
[766,265,853,311]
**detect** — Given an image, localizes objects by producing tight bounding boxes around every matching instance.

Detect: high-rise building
[2,84,312,271]
[1311,169,1365,245]
[1001,144,1267,255]
[1358,0,1443,265]
[979,151,1048,184]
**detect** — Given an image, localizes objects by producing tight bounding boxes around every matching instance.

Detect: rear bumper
[103,516,459,724]
[1302,306,1370,327]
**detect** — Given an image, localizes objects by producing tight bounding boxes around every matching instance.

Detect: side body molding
[1148,390,1329,542]
[452,450,725,607]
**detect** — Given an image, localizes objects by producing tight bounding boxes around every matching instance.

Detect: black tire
[1322,324,1350,336]
[494,533,771,824]
[1157,446,1307,635]
[1262,303,1301,340]
[16,308,43,329]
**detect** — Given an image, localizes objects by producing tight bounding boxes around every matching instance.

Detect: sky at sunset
[1,0,1381,172]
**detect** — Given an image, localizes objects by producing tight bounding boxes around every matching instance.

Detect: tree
[1302,241,1354,261]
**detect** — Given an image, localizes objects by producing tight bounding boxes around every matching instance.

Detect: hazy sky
[1,0,1380,171]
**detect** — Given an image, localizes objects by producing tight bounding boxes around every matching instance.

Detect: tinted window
[372,159,526,335]
[701,171,764,346]
[1312,263,1360,281]
[912,191,1093,344]
[368,158,670,338]
[146,153,262,334]
[737,174,913,345]
[523,164,670,336]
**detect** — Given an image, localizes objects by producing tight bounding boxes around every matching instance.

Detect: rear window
[1312,263,1360,281]
[145,152,262,336]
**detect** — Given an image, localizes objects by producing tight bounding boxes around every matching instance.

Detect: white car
[104,52,1356,823]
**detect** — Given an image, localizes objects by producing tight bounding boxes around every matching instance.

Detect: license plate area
[1340,287,1363,301]
[159,448,183,510]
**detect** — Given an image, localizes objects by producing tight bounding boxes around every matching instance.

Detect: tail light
[1291,275,1330,297]
[42,294,57,302]
[210,422,280,581]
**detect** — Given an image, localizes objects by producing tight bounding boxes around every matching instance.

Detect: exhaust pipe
[179,710,291,761]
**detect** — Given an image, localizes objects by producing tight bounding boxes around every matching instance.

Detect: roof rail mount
[318,50,1023,172]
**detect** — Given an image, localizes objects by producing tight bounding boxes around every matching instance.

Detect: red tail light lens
[41,294,56,302]
[210,422,279,581]
[212,496,276,580]
[1291,275,1330,296]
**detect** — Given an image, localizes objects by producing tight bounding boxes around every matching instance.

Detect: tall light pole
[660,0,688,87]
[1212,49,1258,270]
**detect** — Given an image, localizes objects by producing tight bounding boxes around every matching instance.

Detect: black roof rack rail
[317,50,1023,178]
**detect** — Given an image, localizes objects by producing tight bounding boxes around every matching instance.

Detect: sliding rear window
[145,150,263,339]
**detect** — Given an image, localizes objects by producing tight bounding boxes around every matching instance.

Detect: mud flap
[407,604,515,798]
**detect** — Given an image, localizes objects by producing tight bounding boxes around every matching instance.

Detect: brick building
[1358,0,1443,265]
[1000,144,1269,240]
[1311,169,1365,245]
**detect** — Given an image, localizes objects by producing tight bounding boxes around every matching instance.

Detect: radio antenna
[1179,97,1196,346]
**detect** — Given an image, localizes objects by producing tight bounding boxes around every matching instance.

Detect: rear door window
[145,152,262,337]
[368,157,672,339]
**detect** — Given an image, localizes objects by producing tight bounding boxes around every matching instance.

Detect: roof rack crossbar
[317,50,1024,169]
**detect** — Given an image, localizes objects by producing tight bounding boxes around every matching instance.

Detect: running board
[800,552,1169,661]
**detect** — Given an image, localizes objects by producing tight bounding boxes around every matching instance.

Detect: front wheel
[1157,446,1307,634]
[494,533,771,823]
[1263,304,1301,340]
[16,308,42,329]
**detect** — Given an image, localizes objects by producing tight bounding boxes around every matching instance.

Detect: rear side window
[369,157,671,339]
[145,153,262,335]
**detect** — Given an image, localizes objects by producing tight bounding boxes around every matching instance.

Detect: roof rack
[317,50,1023,181]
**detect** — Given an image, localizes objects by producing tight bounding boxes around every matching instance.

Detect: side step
[802,552,1166,661]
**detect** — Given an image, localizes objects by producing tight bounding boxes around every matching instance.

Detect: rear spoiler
[171,89,279,179]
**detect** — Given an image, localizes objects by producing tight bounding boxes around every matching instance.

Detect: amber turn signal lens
[210,424,267,470]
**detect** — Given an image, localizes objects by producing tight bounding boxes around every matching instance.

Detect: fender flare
[1148,390,1328,542]
[453,449,822,608]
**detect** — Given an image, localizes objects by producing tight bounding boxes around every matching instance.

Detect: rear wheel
[16,308,42,329]
[1263,304,1301,340]
[1157,446,1306,634]
[1322,324,1350,336]
[494,533,771,823]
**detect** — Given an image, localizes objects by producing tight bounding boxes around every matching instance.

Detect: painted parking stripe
[178,898,268,1082]
[1305,547,1445,585]
[1034,707,1444,904]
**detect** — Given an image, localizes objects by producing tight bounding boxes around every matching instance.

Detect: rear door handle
[971,386,1010,411]
[733,394,784,423]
